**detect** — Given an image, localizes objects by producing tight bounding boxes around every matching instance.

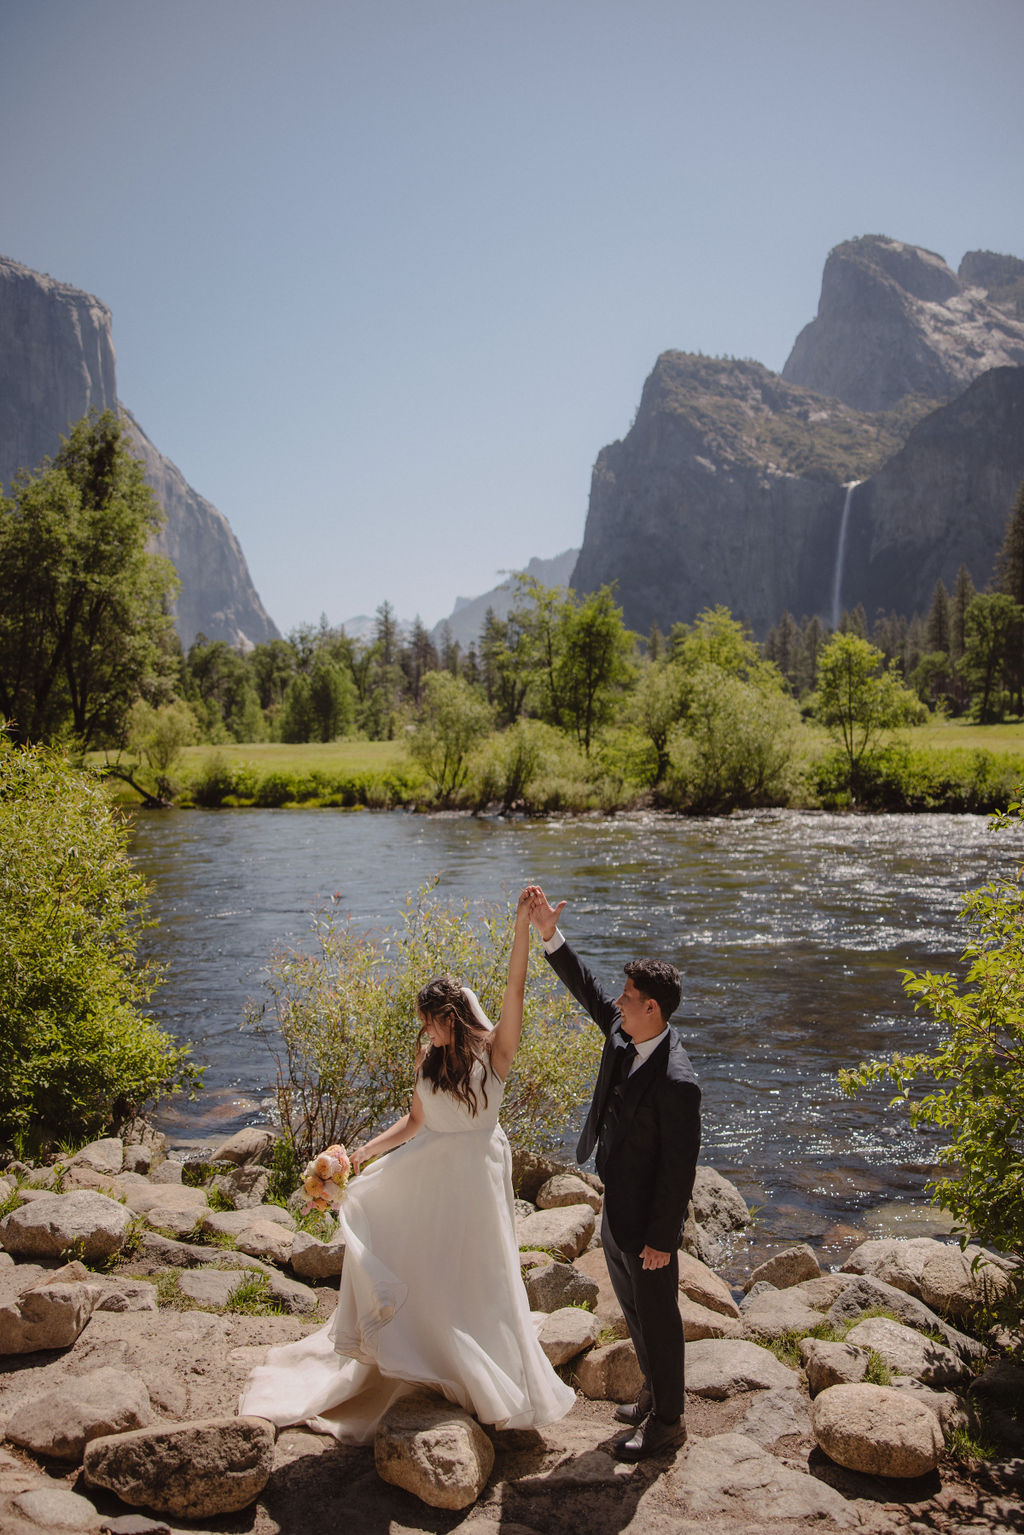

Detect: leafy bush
[663,664,800,812]
[253,770,294,807]
[245,881,602,1163]
[0,743,201,1152]
[840,798,1024,1277]
[187,752,239,807]
[812,744,1024,812]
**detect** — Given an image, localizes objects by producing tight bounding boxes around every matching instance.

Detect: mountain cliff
[782,236,1024,412]
[572,238,1024,636]
[0,255,277,649]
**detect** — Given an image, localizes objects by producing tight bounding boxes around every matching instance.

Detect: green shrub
[0,743,202,1153]
[253,770,294,807]
[246,881,602,1163]
[813,743,1024,812]
[187,752,238,807]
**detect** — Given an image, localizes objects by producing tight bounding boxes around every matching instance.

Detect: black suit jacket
[547,938,701,1255]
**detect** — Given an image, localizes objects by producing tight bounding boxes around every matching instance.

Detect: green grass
[176,740,413,776]
[946,1422,998,1463]
[223,1271,284,1316]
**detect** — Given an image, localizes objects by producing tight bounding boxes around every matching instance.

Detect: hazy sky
[2,1,1022,634]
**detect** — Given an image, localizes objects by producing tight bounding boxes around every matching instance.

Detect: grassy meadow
[91,715,1024,816]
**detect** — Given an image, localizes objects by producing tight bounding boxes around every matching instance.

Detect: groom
[527,887,701,1461]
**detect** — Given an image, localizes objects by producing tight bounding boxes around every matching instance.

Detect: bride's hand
[350,1146,369,1174]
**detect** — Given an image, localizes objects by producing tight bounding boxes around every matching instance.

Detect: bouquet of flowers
[300,1143,351,1214]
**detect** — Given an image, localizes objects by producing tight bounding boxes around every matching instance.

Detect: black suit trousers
[601,1207,685,1423]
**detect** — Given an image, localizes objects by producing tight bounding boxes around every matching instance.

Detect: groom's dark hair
[624,958,682,1022]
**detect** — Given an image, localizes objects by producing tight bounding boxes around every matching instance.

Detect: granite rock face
[782,235,1024,411]
[571,237,1024,637]
[0,254,277,649]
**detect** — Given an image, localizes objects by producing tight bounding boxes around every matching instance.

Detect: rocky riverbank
[0,1125,1021,1535]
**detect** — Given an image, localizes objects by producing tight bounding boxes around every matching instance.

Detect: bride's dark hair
[416,975,491,1116]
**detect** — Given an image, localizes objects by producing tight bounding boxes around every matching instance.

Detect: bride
[240,887,577,1444]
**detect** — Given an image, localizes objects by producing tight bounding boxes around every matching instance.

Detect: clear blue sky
[2,0,1022,633]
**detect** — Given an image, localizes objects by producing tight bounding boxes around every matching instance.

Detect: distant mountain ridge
[430,548,579,650]
[0,255,278,649]
[571,236,1024,636]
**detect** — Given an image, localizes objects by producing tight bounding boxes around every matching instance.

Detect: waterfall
[831,480,862,630]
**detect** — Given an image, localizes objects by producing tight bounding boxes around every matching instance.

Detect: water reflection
[129,808,1020,1256]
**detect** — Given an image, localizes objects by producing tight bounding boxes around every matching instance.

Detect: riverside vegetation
[4,414,1024,815]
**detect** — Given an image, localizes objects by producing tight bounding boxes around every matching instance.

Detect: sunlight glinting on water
[129,808,1023,1244]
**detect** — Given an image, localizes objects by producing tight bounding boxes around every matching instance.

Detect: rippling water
[129,808,1021,1258]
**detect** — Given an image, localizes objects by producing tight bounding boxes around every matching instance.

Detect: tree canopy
[0,410,179,747]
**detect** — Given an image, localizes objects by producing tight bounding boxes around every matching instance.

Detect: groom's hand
[640,1245,671,1270]
[525,885,565,943]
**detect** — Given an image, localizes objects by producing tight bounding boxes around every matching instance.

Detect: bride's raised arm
[488,888,533,1083]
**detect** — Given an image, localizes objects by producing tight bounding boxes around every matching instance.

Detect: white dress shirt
[544,928,667,1075]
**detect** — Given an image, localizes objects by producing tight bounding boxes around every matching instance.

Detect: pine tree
[950,566,976,663]
[925,579,951,654]
[995,478,1024,605]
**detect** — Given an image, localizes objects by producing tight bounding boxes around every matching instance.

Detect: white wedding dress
[240,1059,576,1444]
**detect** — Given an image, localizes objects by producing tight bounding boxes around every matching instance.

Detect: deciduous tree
[0,410,179,746]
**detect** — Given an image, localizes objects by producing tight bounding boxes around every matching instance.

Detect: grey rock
[800,1337,871,1395]
[679,1294,744,1341]
[212,1127,277,1166]
[734,1386,812,1447]
[200,1204,295,1234]
[374,1392,495,1510]
[919,1243,1015,1320]
[739,1280,777,1308]
[83,1416,274,1518]
[516,1203,595,1262]
[209,1164,271,1209]
[888,1377,968,1434]
[845,1316,969,1386]
[289,1228,346,1280]
[678,1249,740,1317]
[146,1160,184,1185]
[176,1270,245,1308]
[825,1273,984,1361]
[740,1286,828,1342]
[744,1243,821,1293]
[574,1339,644,1402]
[535,1173,602,1213]
[12,1485,101,1531]
[0,1276,96,1353]
[6,1367,151,1461]
[689,1166,751,1237]
[840,1236,951,1298]
[120,1182,207,1218]
[0,1191,132,1262]
[537,1306,601,1366]
[523,1259,600,1315]
[686,1338,801,1399]
[510,1147,601,1204]
[266,1269,318,1315]
[811,1382,943,1477]
[666,1431,861,1527]
[69,1139,124,1177]
[234,1220,296,1264]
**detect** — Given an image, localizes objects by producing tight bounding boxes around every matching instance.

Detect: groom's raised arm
[525,885,619,1039]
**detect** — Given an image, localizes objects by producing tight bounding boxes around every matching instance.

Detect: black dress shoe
[613,1386,653,1425]
[613,1414,688,1462]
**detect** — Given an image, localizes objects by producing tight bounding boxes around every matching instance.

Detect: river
[128,807,1019,1263]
